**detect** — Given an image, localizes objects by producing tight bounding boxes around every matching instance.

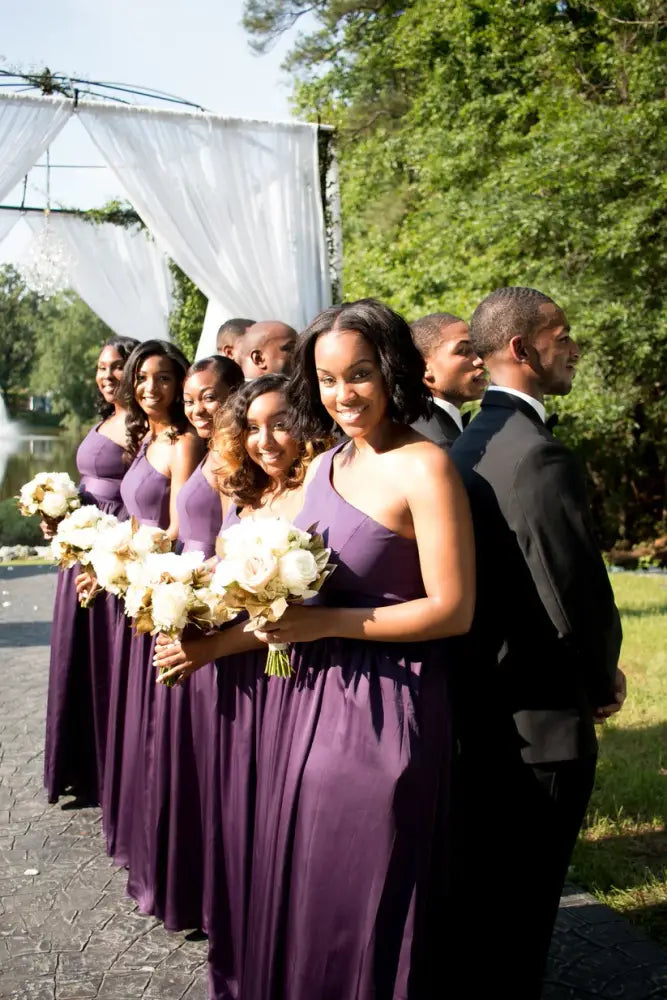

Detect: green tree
[169,263,207,361]
[243,0,667,545]
[0,265,42,412]
[30,296,114,426]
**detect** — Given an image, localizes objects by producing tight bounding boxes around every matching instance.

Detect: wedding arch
[0,90,339,353]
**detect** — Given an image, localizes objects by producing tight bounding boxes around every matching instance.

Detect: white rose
[234,547,279,595]
[132,524,168,557]
[124,582,149,618]
[278,549,319,596]
[90,551,127,593]
[41,490,71,519]
[151,581,191,633]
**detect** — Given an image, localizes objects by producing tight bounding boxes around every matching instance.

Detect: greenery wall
[243,0,666,548]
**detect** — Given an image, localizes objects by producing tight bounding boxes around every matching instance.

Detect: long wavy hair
[287,298,430,439]
[95,336,140,419]
[212,374,330,508]
[117,339,191,460]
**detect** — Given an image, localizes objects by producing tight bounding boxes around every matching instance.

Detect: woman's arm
[257,445,475,645]
[166,433,205,541]
[154,621,263,684]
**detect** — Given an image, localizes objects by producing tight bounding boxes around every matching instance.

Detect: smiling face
[244,390,300,480]
[424,321,487,405]
[183,369,233,439]
[529,303,579,396]
[96,345,125,405]
[314,328,389,438]
[134,354,179,421]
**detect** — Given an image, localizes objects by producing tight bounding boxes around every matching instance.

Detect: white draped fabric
[0,208,23,246]
[0,94,71,202]
[23,212,173,342]
[78,102,331,337]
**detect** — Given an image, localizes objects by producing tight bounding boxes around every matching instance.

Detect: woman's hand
[153,631,222,686]
[254,605,330,646]
[75,570,97,598]
[39,515,60,540]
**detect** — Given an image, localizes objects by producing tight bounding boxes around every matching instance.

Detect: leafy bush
[0,498,43,546]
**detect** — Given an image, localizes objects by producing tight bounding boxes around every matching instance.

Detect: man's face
[260,331,296,376]
[530,304,579,396]
[425,321,486,405]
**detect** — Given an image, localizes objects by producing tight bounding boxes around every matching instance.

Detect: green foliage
[0,498,42,546]
[0,265,42,411]
[169,262,207,362]
[30,296,114,425]
[244,0,667,545]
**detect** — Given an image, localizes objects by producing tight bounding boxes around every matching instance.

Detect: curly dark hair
[287,298,430,439]
[95,336,140,419]
[185,354,245,392]
[212,374,331,508]
[117,339,191,460]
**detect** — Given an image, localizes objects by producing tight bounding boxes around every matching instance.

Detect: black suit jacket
[450,391,622,764]
[411,401,461,449]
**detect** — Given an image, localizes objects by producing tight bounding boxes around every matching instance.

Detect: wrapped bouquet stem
[212,516,335,678]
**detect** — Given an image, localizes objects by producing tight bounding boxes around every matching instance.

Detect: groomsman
[236,320,297,378]
[449,286,625,999]
[216,317,255,358]
[410,312,486,448]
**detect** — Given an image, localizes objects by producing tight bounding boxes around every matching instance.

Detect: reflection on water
[0,426,83,502]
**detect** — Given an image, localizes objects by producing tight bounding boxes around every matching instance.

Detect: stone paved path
[0,564,666,999]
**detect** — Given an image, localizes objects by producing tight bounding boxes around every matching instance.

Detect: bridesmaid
[245,298,475,999]
[136,354,244,930]
[154,374,330,996]
[103,339,203,869]
[43,335,137,806]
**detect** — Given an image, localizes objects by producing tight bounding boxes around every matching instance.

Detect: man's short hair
[469,287,555,358]
[410,312,464,359]
[217,318,255,346]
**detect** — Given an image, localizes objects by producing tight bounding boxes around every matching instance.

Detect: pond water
[0,421,82,503]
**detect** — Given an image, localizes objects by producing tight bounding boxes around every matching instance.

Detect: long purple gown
[44,426,127,805]
[208,442,454,1000]
[128,461,222,929]
[206,507,268,998]
[103,440,170,864]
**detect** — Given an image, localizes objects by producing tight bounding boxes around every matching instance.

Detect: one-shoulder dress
[210,442,454,1000]
[103,440,170,864]
[44,426,127,805]
[129,461,222,929]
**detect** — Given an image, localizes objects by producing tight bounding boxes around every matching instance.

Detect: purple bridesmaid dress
[44,426,127,805]
[103,441,170,864]
[128,461,222,929]
[205,507,268,999]
[214,443,454,1000]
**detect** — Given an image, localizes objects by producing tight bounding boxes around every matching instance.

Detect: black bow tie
[545,413,559,431]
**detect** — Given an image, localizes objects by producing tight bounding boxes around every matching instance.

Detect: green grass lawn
[571,573,667,945]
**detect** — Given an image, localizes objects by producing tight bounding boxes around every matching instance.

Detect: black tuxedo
[448,390,622,998]
[411,400,461,449]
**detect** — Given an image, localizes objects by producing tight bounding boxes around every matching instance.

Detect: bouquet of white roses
[212,515,335,677]
[51,505,119,569]
[124,550,230,686]
[88,517,172,598]
[17,472,80,520]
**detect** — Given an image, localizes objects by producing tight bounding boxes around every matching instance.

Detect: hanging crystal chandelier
[17,149,73,299]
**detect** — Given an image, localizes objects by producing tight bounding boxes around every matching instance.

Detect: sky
[1,0,305,260]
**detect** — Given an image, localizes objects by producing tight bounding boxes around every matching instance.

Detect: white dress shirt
[485,385,546,424]
[431,396,464,433]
